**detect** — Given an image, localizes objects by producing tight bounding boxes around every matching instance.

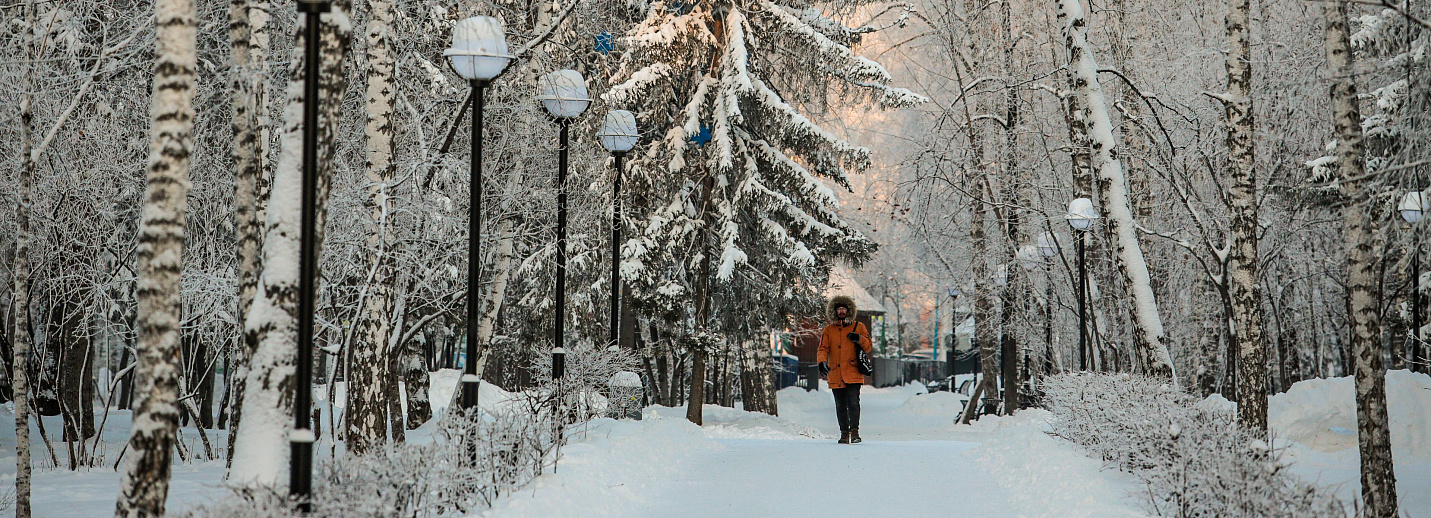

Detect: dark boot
[850,428,862,444]
[838,430,851,444]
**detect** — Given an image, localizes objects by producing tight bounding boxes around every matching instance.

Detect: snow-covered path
[483,384,1152,518]
[630,437,1016,517]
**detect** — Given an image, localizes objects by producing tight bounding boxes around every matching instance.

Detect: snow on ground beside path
[1261,370,1431,515]
[1189,370,1431,515]
[1268,369,1431,457]
[964,410,1150,518]
[1,407,232,517]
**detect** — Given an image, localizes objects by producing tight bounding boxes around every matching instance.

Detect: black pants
[832,384,862,432]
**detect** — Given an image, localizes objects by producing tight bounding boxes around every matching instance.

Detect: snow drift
[1269,370,1431,457]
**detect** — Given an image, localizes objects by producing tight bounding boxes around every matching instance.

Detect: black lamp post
[291,0,327,509]
[1037,233,1059,374]
[1401,191,1424,371]
[598,110,639,347]
[1066,198,1098,372]
[540,69,591,373]
[444,16,512,410]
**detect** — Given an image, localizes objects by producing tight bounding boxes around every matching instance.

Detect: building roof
[824,266,887,316]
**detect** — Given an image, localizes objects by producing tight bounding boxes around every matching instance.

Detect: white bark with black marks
[226,0,273,469]
[347,0,399,455]
[1220,0,1268,432]
[1322,1,1399,515]
[114,0,196,513]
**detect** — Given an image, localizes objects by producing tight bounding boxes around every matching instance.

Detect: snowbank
[967,410,1149,518]
[646,404,826,439]
[892,389,965,416]
[1268,370,1431,457]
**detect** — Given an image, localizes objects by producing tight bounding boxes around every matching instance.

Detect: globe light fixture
[444,16,512,82]
[1037,232,1059,258]
[1066,197,1100,231]
[1400,191,1425,223]
[539,69,591,119]
[599,110,639,153]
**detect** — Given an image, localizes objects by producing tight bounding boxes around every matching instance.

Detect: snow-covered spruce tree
[606,0,923,424]
[1055,0,1174,379]
[1321,1,1398,516]
[231,0,352,486]
[115,0,196,513]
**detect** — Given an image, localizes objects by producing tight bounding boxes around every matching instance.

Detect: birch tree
[1214,0,1268,431]
[1321,0,1398,514]
[226,0,274,467]
[347,0,400,455]
[1055,0,1174,379]
[114,0,196,513]
[10,3,37,514]
[231,0,352,485]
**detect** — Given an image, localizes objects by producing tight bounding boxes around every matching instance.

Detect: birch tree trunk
[1322,1,1398,515]
[114,0,196,513]
[1221,0,1268,432]
[226,0,273,468]
[231,0,351,485]
[1056,0,1175,379]
[11,3,37,515]
[347,0,399,456]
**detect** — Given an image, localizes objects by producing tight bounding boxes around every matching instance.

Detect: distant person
[818,295,873,444]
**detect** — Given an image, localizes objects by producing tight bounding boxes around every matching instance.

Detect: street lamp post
[947,286,960,376]
[1066,198,1099,372]
[291,1,328,509]
[445,16,512,411]
[1037,233,1058,374]
[540,69,590,374]
[1401,191,1424,371]
[599,110,639,348]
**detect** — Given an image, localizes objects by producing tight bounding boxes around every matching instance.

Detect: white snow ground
[3,371,1430,517]
[482,383,1150,518]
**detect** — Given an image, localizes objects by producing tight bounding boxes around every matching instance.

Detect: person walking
[818,295,873,444]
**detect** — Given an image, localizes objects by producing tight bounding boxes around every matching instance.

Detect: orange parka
[818,295,873,389]
[818,321,873,388]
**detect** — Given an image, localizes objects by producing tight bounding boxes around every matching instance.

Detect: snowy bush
[189,348,643,517]
[188,401,570,517]
[1042,373,1345,518]
[531,342,642,420]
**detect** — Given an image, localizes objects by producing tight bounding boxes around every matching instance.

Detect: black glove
[819,362,830,376]
[846,332,861,343]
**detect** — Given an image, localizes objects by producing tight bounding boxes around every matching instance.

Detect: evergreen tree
[606,0,924,423]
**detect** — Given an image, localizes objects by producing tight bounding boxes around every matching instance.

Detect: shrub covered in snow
[189,385,595,517]
[188,346,641,517]
[1042,373,1345,518]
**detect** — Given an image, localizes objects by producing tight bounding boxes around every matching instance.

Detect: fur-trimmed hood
[826,295,857,326]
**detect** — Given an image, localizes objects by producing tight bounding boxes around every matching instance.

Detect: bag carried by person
[855,345,874,376]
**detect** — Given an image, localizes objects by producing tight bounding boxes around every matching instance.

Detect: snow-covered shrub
[531,342,641,420]
[186,405,566,517]
[1042,373,1345,518]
